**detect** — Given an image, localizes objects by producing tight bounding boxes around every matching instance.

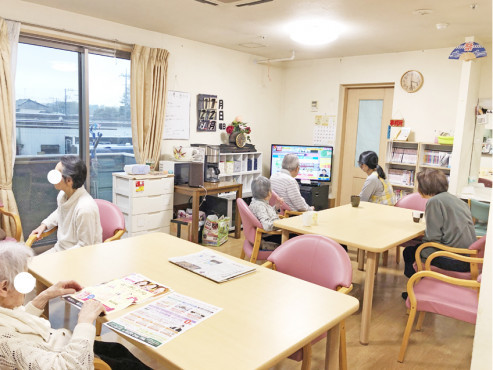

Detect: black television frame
[270,144,334,183]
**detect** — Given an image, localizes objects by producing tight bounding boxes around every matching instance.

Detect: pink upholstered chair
[94,199,126,242]
[237,198,281,263]
[0,201,22,242]
[269,190,303,217]
[383,192,428,265]
[478,177,492,188]
[413,236,486,280]
[398,252,482,362]
[262,234,353,370]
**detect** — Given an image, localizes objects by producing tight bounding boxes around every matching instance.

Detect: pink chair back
[94,199,125,241]
[269,190,292,215]
[395,192,428,211]
[267,234,352,291]
[478,178,492,188]
[237,198,272,261]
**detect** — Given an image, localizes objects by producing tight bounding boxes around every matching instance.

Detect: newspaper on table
[63,273,172,313]
[169,250,256,283]
[104,292,222,348]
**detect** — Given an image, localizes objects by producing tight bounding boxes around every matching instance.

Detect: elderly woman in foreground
[0,241,150,369]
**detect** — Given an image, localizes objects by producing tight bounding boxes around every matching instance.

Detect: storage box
[170,218,192,241]
[233,160,242,173]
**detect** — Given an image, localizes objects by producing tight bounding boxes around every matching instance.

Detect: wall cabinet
[112,172,174,237]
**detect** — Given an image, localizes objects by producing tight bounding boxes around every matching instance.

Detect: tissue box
[124,164,150,175]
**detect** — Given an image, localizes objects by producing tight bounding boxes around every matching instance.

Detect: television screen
[270,144,333,183]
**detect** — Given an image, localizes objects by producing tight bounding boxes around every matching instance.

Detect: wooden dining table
[29,232,359,369]
[273,202,425,345]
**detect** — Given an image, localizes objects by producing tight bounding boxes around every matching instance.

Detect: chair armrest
[0,206,22,241]
[94,358,112,370]
[258,228,282,236]
[415,242,478,271]
[424,251,483,280]
[284,210,304,217]
[103,229,126,243]
[25,227,58,248]
[337,284,353,295]
[407,269,482,307]
[261,261,274,269]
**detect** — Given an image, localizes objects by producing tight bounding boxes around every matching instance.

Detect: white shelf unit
[112,172,174,238]
[417,142,453,179]
[218,152,262,197]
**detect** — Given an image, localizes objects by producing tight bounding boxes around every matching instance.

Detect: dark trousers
[403,244,470,278]
[94,341,152,370]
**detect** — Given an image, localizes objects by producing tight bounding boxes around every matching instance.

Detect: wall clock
[400,70,423,93]
[235,132,247,148]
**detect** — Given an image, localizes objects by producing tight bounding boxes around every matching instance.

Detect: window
[13,37,134,242]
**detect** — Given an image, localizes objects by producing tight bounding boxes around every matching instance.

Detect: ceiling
[23,0,492,61]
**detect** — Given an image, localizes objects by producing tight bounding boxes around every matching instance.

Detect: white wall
[281,46,492,195]
[1,0,284,175]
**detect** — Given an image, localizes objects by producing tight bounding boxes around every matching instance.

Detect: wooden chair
[94,358,112,370]
[262,234,353,370]
[468,199,489,237]
[0,202,23,241]
[237,198,281,263]
[398,252,482,363]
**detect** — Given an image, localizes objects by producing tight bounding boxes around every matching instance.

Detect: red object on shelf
[390,119,404,127]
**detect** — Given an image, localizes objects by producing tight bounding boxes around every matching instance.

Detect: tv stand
[299,183,329,210]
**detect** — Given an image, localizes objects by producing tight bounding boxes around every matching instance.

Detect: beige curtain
[0,18,21,238]
[130,45,169,165]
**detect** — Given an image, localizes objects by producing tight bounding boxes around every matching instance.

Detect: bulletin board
[163,90,191,140]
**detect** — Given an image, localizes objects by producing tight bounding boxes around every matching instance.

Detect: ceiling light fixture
[287,20,343,46]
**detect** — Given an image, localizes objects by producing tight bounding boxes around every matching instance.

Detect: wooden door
[338,87,394,205]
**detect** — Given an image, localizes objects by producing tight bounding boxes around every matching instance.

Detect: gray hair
[282,154,299,171]
[251,176,271,199]
[0,242,33,289]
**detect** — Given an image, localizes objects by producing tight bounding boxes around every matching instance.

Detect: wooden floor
[45,233,475,369]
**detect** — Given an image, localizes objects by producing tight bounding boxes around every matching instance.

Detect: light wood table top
[274,202,425,345]
[29,232,359,370]
[274,202,425,253]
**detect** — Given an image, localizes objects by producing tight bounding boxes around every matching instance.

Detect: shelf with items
[418,143,453,172]
[385,141,419,194]
[218,151,262,198]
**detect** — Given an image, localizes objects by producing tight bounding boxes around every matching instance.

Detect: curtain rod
[3,17,133,50]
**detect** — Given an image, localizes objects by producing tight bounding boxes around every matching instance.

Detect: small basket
[438,136,454,145]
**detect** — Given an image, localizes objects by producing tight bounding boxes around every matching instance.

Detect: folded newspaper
[63,273,172,313]
[169,250,255,283]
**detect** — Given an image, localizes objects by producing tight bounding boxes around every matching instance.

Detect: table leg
[191,193,200,244]
[360,251,377,345]
[281,229,289,244]
[324,324,340,369]
[357,249,365,271]
[36,280,49,319]
[234,186,242,239]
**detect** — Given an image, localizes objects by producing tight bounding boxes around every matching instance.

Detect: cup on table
[351,195,360,207]
[302,211,314,226]
[412,211,424,223]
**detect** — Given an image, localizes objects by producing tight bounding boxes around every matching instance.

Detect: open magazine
[63,273,172,313]
[169,250,256,283]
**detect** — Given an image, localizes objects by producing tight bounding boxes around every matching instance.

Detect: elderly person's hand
[78,300,105,324]
[32,280,83,310]
[30,224,48,240]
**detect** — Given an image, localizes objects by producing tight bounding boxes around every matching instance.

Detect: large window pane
[88,54,134,201]
[13,43,79,242]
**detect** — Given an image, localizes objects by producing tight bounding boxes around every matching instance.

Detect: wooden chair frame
[262,261,353,370]
[398,252,482,363]
[240,228,282,264]
[0,205,23,241]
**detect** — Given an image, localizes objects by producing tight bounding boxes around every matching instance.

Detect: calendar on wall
[197,94,217,132]
[313,115,336,146]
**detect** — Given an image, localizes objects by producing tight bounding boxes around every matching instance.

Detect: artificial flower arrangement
[226,116,252,143]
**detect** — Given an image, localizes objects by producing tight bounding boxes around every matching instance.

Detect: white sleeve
[359,176,380,202]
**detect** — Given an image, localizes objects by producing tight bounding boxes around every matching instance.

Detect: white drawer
[113,176,174,197]
[124,226,170,238]
[123,210,173,233]
[114,193,173,215]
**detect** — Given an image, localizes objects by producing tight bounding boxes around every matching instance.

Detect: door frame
[336,83,395,206]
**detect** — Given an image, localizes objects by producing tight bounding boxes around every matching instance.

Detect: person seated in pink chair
[248,176,284,251]
[29,156,102,253]
[401,169,476,298]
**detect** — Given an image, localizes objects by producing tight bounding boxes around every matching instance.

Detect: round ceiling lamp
[288,19,343,46]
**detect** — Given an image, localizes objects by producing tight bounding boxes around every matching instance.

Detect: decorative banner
[449,42,487,61]
[197,94,217,132]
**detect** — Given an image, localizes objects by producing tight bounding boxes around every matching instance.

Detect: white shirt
[270,169,310,212]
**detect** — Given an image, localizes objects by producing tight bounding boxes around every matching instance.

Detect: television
[270,144,333,183]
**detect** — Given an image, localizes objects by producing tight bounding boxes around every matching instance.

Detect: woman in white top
[0,241,150,369]
[358,151,396,205]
